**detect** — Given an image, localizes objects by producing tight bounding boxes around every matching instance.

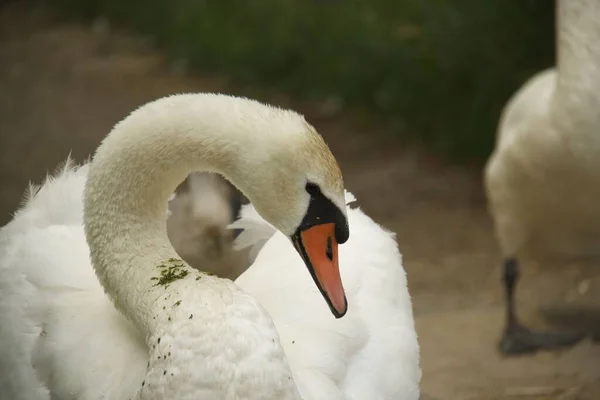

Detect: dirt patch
[1,4,599,399]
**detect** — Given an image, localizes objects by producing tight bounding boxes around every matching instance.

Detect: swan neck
[553,0,600,128]
[81,94,309,399]
[83,95,261,336]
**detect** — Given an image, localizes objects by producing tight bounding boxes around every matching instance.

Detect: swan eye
[305,182,320,195]
[325,236,333,261]
[300,181,348,244]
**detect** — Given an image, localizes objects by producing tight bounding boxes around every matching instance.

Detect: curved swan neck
[552,0,600,128]
[83,94,301,335]
[81,94,315,399]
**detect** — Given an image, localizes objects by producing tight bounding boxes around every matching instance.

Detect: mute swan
[0,93,353,399]
[485,0,599,354]
[230,192,421,400]
[167,172,251,280]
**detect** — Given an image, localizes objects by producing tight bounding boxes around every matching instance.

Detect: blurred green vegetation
[49,0,555,163]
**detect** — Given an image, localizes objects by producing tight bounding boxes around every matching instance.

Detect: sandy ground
[1,4,600,399]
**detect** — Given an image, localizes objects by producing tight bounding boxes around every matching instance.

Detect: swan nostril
[325,236,333,261]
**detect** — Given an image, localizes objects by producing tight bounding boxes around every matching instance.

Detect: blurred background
[1,0,599,399]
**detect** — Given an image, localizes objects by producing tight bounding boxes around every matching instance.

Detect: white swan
[167,172,250,280]
[0,93,355,399]
[484,0,599,354]
[230,192,421,400]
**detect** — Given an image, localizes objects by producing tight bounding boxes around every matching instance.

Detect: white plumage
[231,191,421,400]
[0,93,420,399]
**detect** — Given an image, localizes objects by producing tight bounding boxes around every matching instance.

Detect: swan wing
[0,161,146,400]
[235,192,420,400]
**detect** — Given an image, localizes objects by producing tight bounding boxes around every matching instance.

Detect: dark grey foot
[499,322,584,355]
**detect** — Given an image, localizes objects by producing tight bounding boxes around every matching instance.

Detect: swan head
[233,113,349,318]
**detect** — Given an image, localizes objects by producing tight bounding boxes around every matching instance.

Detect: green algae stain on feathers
[151,258,189,287]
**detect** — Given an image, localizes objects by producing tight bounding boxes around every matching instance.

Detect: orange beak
[292,222,347,318]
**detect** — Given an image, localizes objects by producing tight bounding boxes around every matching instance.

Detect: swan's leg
[499,257,584,355]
